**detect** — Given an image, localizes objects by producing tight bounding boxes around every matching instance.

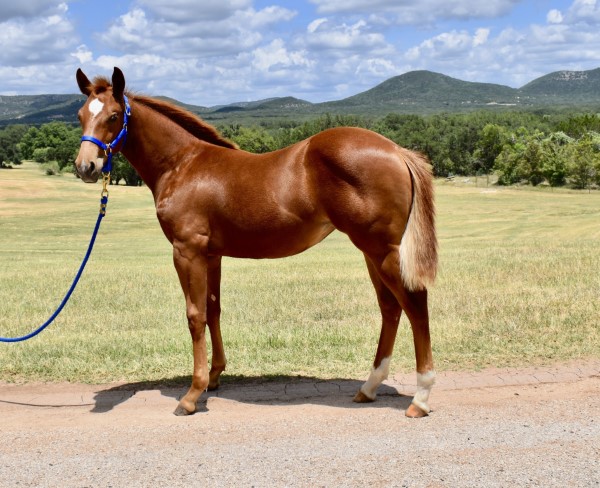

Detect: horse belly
[212,219,334,259]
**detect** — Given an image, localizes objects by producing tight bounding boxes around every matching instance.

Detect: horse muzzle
[75,159,103,183]
[75,146,105,183]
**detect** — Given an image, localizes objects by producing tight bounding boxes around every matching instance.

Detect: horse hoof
[405,403,429,418]
[207,381,220,391]
[173,404,195,416]
[353,390,375,403]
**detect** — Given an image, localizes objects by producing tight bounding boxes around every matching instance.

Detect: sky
[1,0,599,106]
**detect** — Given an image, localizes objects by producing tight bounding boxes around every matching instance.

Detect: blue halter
[81,95,131,173]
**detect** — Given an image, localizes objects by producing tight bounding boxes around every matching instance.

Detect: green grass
[1,163,599,384]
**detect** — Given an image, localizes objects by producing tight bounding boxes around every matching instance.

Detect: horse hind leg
[360,247,436,418]
[400,287,435,418]
[354,254,401,403]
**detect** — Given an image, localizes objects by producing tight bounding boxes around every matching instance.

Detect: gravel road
[0,361,598,487]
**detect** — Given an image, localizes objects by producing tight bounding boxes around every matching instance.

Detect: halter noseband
[81,95,131,173]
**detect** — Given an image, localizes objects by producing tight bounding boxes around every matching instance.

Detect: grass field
[1,163,599,384]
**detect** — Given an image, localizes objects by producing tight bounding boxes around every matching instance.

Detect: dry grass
[0,162,598,384]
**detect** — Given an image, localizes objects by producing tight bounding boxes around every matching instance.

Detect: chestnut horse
[75,68,438,417]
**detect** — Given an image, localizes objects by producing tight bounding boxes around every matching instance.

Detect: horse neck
[121,100,199,194]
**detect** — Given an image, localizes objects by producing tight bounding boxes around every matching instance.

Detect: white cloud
[0,0,66,22]
[473,28,490,46]
[355,58,398,78]
[547,9,564,24]
[307,18,327,33]
[303,18,389,52]
[565,0,600,24]
[2,0,600,108]
[138,0,252,23]
[71,45,93,64]
[309,0,520,23]
[247,6,297,27]
[406,29,488,62]
[252,39,311,72]
[400,1,600,90]
[98,3,296,58]
[0,4,77,67]
[68,0,600,103]
[0,63,75,96]
[71,1,306,105]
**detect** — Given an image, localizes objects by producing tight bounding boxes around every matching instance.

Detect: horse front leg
[172,240,210,416]
[207,255,226,390]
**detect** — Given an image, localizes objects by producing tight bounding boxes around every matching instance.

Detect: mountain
[520,67,600,102]
[318,70,521,114]
[0,94,85,125]
[212,97,311,111]
[254,97,312,110]
[1,68,599,126]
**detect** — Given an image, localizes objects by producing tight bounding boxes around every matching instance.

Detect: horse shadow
[91,375,413,414]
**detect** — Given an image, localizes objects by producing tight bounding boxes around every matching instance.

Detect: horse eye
[109,113,118,122]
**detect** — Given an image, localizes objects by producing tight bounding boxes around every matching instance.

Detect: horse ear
[112,67,126,102]
[76,68,92,96]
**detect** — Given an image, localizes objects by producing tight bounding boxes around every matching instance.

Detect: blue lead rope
[1,95,130,343]
[0,193,109,343]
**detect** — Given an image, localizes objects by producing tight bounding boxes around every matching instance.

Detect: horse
[74,67,438,418]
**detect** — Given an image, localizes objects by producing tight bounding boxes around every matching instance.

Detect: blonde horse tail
[399,148,438,291]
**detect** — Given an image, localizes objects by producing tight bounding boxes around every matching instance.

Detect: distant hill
[211,97,312,114]
[520,67,600,102]
[0,94,85,125]
[254,97,312,110]
[318,70,521,114]
[1,67,599,126]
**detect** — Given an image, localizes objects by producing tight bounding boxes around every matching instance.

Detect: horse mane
[88,76,238,150]
[132,95,239,150]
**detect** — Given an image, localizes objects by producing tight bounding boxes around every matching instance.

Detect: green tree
[556,114,600,139]
[19,122,81,171]
[0,125,28,167]
[535,132,573,187]
[273,114,371,149]
[566,135,600,190]
[494,127,529,185]
[111,154,143,186]
[32,147,54,163]
[18,126,40,160]
[220,124,277,153]
[495,146,522,185]
[474,124,507,174]
[522,138,545,186]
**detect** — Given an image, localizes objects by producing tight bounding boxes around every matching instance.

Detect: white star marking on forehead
[89,98,104,119]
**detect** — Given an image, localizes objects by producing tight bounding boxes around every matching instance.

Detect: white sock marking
[360,357,391,400]
[412,370,436,413]
[89,98,104,119]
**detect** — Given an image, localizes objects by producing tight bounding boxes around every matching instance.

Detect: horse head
[75,67,128,183]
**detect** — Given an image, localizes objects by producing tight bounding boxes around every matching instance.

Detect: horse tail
[398,148,438,291]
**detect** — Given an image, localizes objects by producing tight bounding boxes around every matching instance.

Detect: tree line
[1,111,599,189]
[0,121,142,185]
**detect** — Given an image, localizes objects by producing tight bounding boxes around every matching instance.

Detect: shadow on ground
[91,375,412,414]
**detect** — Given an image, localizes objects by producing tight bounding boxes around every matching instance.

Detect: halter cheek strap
[81,95,131,173]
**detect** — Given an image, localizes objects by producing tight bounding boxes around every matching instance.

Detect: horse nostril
[89,161,96,172]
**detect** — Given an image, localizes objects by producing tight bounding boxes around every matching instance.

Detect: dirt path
[1,361,599,487]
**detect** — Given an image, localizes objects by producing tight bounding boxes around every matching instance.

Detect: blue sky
[0,0,598,106]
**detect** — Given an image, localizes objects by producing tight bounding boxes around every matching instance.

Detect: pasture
[0,162,598,384]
